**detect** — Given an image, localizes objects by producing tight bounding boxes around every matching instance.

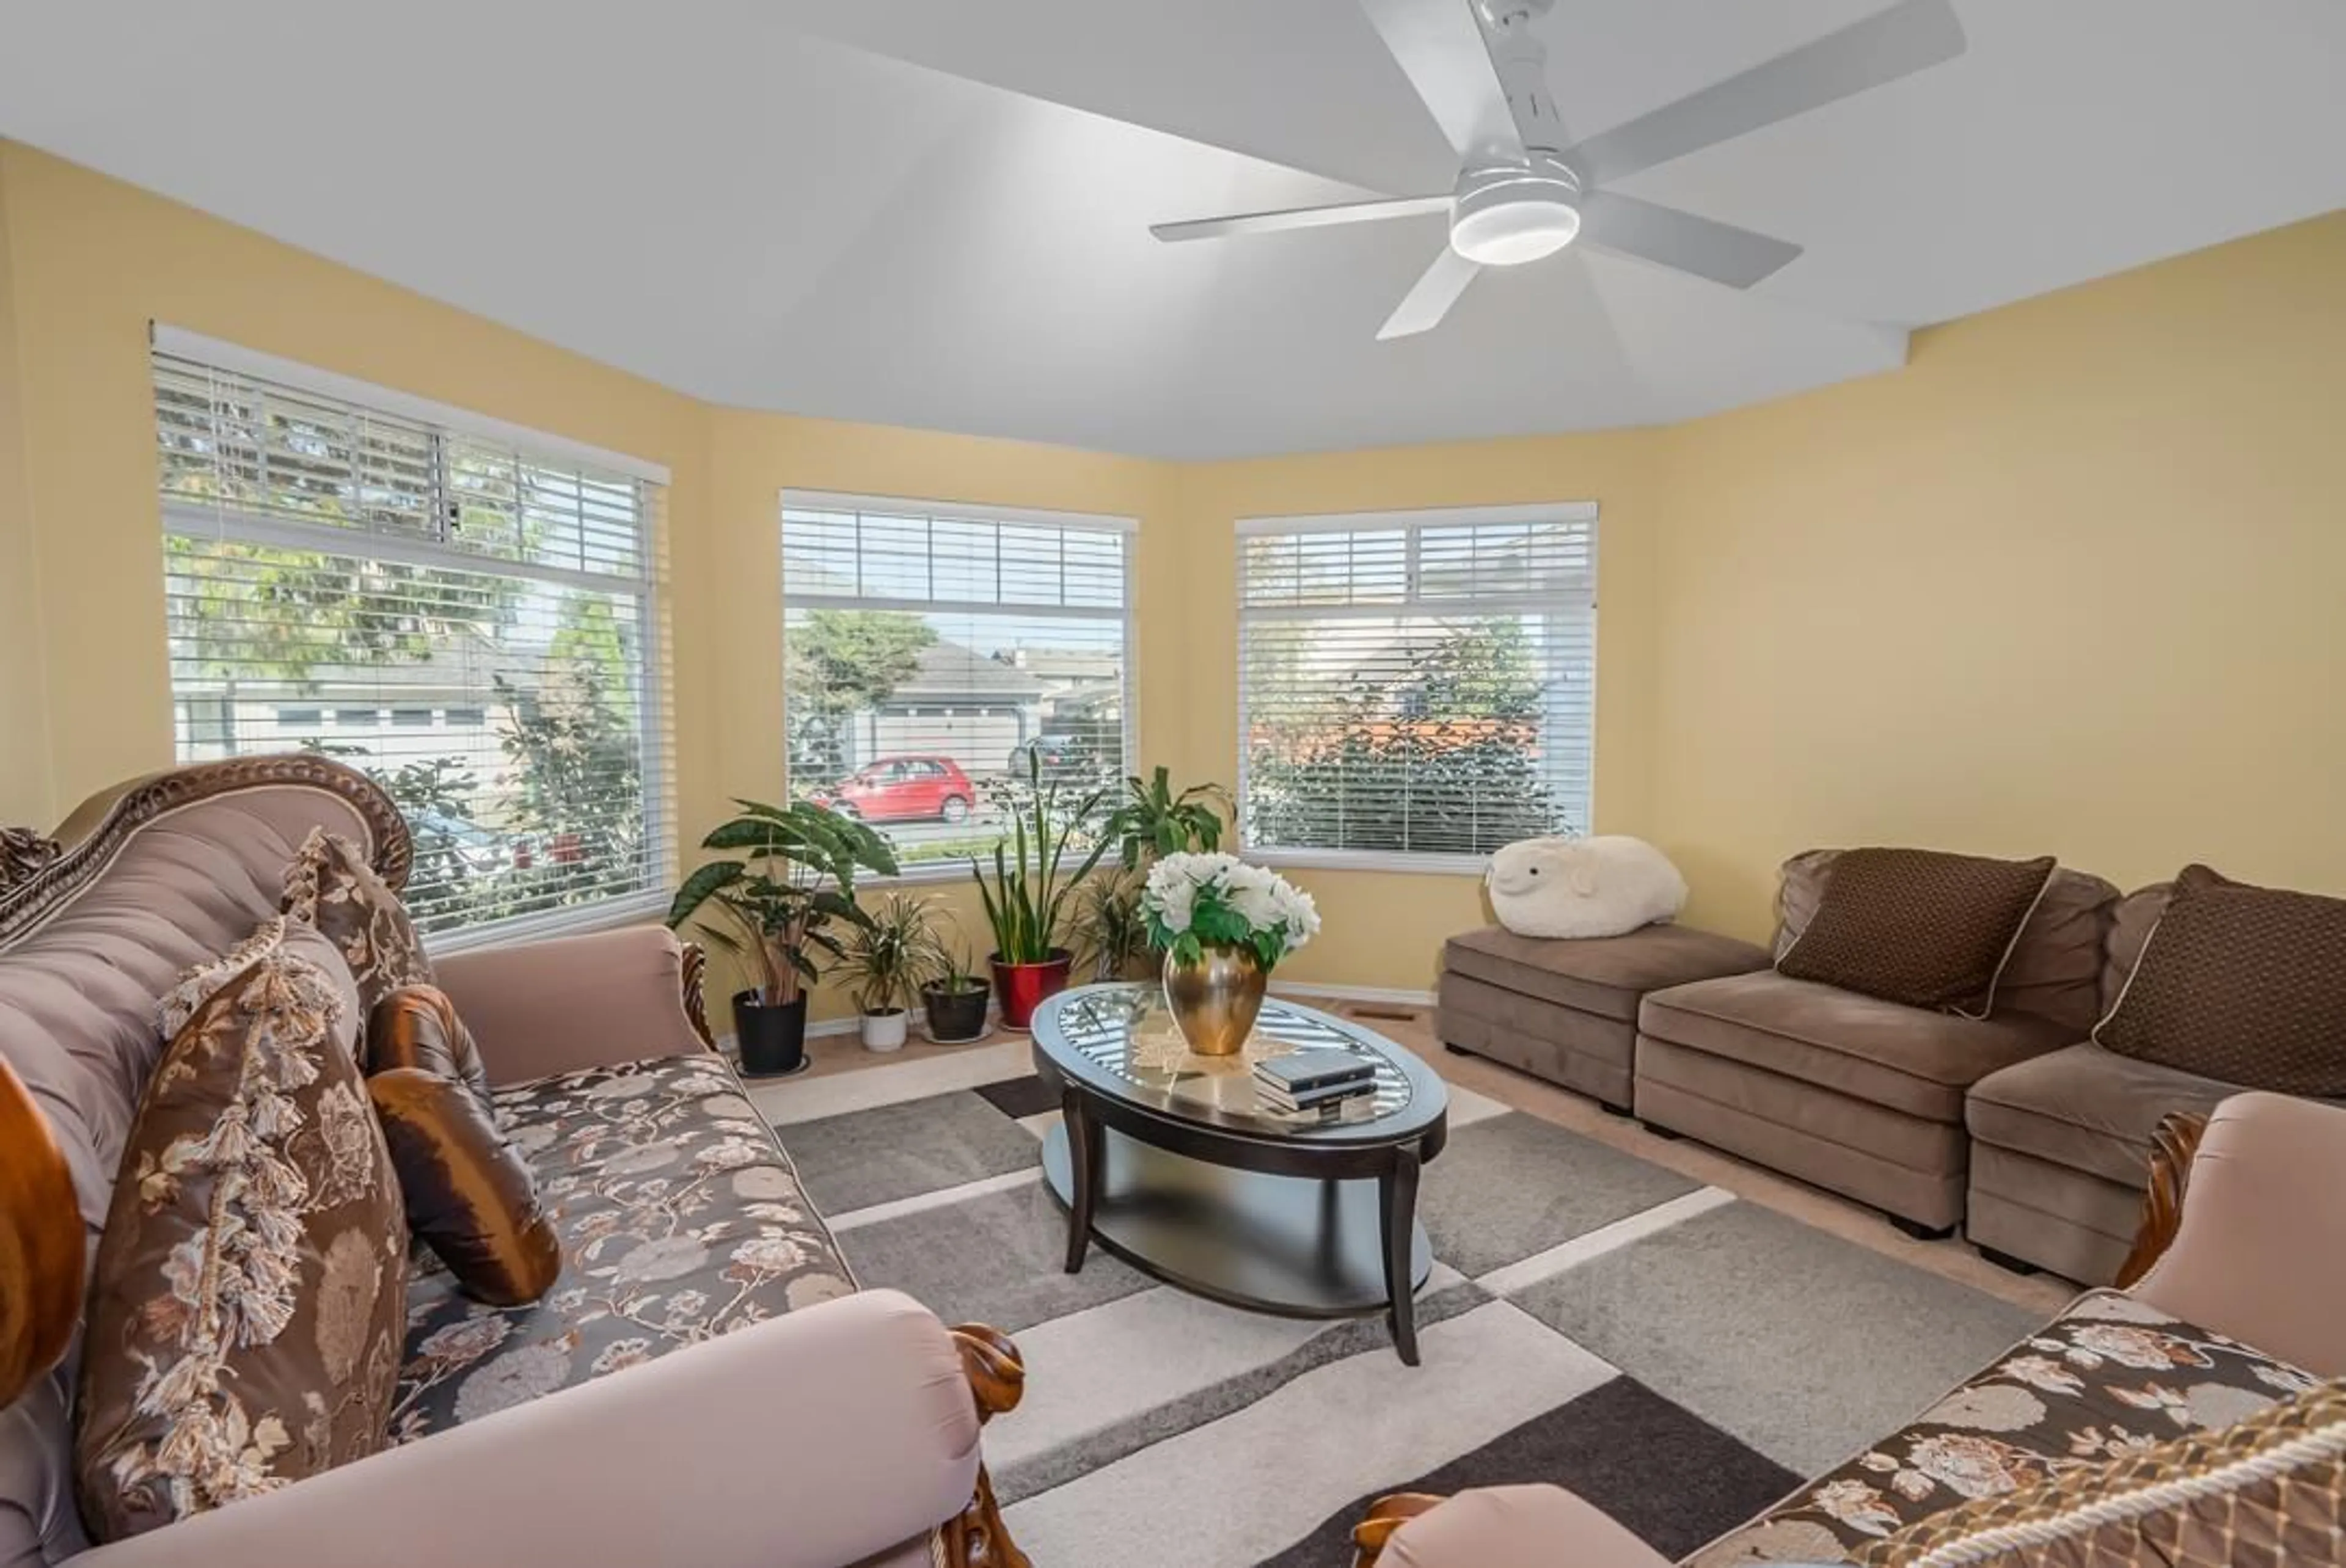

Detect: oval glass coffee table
[1029,983,1449,1365]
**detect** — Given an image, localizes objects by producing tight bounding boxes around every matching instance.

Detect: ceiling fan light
[1449,156,1582,267]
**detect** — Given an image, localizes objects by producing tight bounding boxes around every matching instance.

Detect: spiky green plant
[970,750,1112,964]
[838,891,947,1014]
[1072,871,1152,981]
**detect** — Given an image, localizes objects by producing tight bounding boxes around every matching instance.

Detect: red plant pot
[990,949,1074,1032]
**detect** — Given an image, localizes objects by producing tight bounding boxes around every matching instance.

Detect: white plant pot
[860,1008,910,1052]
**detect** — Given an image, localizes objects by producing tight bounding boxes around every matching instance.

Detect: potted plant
[1103,767,1231,864]
[1070,870,1152,982]
[920,941,992,1044]
[666,798,897,1077]
[1142,851,1321,1056]
[838,892,941,1052]
[970,751,1113,1030]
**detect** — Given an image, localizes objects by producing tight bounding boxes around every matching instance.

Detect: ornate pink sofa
[0,758,1026,1568]
[1351,1092,2346,1566]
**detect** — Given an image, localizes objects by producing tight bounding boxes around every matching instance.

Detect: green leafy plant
[924,938,987,997]
[666,800,899,1005]
[838,892,946,1015]
[1103,767,1231,865]
[970,751,1113,964]
[1071,871,1152,982]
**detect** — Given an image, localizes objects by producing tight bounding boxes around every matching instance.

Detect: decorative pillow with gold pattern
[1858,1376,2346,1567]
[74,918,407,1542]
[282,826,433,1014]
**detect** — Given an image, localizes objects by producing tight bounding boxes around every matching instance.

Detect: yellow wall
[0,144,717,844]
[1653,209,2346,939]
[0,153,51,824]
[5,139,2342,1001]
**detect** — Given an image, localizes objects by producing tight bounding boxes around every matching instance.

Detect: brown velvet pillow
[282,826,433,1013]
[2096,864,2346,1096]
[76,919,406,1542]
[1857,1376,2346,1567]
[1776,848,2056,1015]
[369,983,491,1098]
[367,1067,560,1307]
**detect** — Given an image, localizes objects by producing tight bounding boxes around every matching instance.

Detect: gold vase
[1161,941,1267,1057]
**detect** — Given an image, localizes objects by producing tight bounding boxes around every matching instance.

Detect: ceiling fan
[1150,0,1967,340]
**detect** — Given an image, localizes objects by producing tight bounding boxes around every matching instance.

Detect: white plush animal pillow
[1485,836,1688,939]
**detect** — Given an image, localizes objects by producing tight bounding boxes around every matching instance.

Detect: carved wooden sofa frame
[1348,1110,2217,1567]
[0,756,1029,1568]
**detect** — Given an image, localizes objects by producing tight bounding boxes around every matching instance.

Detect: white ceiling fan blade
[1358,0,1522,164]
[1576,191,1803,290]
[1562,0,1967,188]
[1377,246,1482,340]
[1152,195,1449,244]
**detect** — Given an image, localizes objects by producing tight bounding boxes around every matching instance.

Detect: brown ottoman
[1438,924,1770,1114]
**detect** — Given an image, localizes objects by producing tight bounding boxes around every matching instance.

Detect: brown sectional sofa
[1964,876,2346,1282]
[1634,853,2116,1239]
[1449,850,2337,1285]
[1439,924,1770,1112]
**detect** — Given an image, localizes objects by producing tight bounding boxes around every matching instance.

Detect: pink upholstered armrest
[429,924,709,1085]
[2130,1092,2346,1378]
[80,1290,981,1568]
[1375,1486,1670,1568]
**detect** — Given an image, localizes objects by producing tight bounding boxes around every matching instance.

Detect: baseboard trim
[1269,980,1437,1008]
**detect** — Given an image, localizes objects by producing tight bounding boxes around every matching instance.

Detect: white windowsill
[1243,848,1491,878]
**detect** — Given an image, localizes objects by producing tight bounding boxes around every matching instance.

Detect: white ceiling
[1,1,2341,459]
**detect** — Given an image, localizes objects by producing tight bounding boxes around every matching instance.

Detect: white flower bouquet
[1141,851,1321,970]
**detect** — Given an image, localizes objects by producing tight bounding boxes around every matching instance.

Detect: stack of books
[1253,1048,1377,1123]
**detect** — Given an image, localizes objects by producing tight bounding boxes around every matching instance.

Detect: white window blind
[781,490,1134,871]
[155,332,676,942]
[1237,505,1597,865]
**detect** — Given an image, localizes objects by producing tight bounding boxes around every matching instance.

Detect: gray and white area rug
[751,1044,2042,1568]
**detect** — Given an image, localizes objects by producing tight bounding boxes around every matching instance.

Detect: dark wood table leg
[1062,1085,1101,1274]
[1378,1142,1423,1366]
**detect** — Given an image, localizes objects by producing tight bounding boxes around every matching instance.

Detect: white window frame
[780,488,1140,886]
[152,326,678,953]
[1234,500,1599,876]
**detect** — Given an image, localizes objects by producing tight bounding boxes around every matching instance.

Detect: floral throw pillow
[283,826,433,1013]
[73,919,407,1542]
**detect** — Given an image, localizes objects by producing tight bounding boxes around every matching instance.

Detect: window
[781,490,1133,870]
[156,327,674,942]
[1237,503,1596,867]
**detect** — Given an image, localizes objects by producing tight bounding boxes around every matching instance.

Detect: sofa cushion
[1640,971,2076,1123]
[283,826,433,1014]
[1967,1043,2249,1189]
[1777,848,2057,1015]
[1778,853,2116,1034]
[75,918,407,1542]
[369,1067,560,1308]
[369,984,491,1097]
[390,1053,855,1444]
[2095,864,2346,1098]
[1443,925,1769,1024]
[1684,1291,2320,1566]
[1858,1375,2346,1568]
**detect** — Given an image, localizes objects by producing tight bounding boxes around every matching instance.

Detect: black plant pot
[733,990,809,1078]
[921,980,991,1044]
